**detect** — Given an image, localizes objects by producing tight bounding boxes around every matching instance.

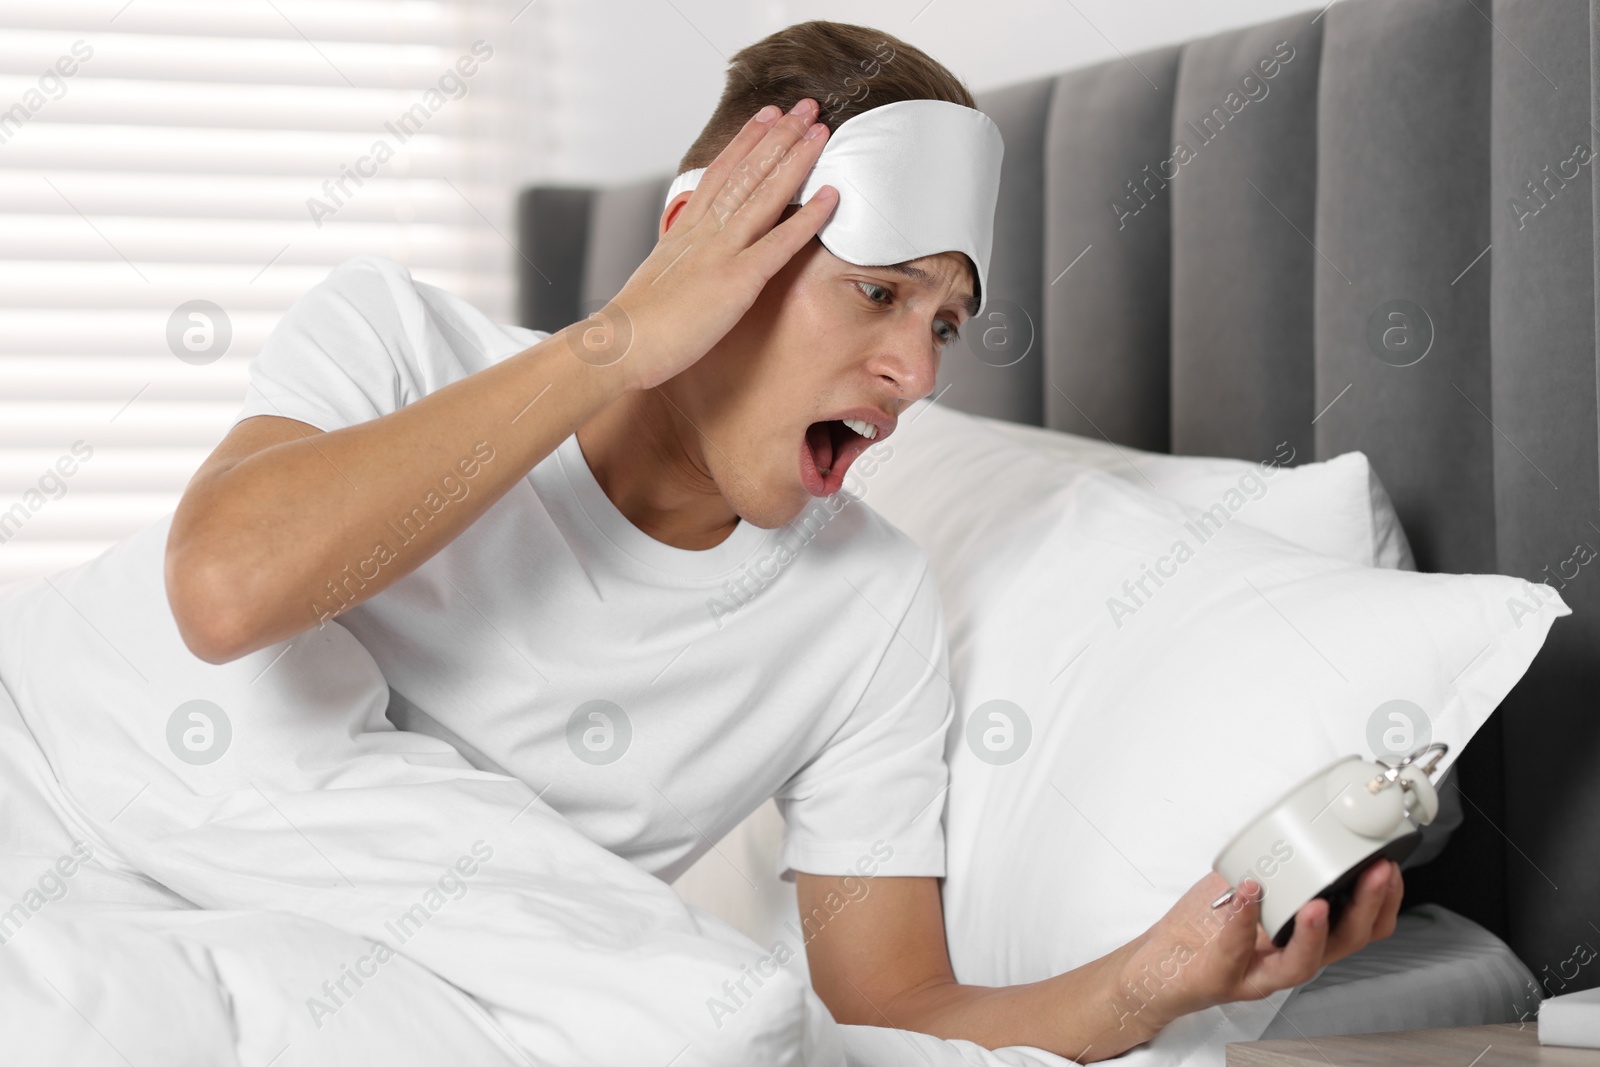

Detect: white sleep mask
[664,98,1004,318]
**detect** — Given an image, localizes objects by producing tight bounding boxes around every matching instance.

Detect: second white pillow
[864,400,1415,572]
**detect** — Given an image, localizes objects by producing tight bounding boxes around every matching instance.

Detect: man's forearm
[168,324,629,661]
[873,940,1170,1063]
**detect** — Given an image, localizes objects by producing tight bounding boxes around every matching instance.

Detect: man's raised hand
[566,98,839,392]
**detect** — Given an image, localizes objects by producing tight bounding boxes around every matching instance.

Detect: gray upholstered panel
[1312,0,1495,576]
[1170,13,1323,461]
[936,76,1053,424]
[1491,0,1600,987]
[1044,46,1182,451]
[515,186,591,334]
[578,174,675,319]
[1311,0,1503,944]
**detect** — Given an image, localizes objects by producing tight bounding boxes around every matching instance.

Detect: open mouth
[799,416,883,498]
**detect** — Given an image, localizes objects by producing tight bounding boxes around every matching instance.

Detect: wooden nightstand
[1227,1023,1600,1065]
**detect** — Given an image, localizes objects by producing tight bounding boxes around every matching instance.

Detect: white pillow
[911,463,1565,994]
[869,403,1475,864]
[877,399,1415,571]
[978,413,1415,571]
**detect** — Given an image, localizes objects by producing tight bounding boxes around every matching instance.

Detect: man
[161,20,1402,1062]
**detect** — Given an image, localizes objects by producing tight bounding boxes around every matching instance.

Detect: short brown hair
[678,21,975,173]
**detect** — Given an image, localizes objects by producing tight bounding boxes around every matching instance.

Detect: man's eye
[936,321,962,346]
[856,281,891,305]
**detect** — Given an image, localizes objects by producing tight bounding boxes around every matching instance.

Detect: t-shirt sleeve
[232,255,430,433]
[772,560,954,882]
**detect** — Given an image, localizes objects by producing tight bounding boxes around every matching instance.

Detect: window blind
[0,0,535,587]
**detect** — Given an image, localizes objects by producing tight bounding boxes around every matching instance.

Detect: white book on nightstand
[1539,985,1600,1048]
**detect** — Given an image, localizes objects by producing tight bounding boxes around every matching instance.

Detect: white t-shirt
[232,254,952,885]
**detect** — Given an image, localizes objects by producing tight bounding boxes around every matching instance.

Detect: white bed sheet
[0,520,844,1067]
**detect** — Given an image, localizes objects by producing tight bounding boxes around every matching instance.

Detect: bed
[0,2,1593,1065]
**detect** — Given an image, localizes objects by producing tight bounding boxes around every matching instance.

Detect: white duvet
[0,517,1271,1066]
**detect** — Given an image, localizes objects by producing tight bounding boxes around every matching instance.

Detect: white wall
[525,0,1324,186]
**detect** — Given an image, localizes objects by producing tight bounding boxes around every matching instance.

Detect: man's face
[660,202,977,529]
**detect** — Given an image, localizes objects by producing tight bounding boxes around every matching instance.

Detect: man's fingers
[1375,863,1405,940]
[735,117,830,229]
[656,97,830,304]
[1248,899,1328,991]
[1347,860,1403,947]
[1322,860,1395,961]
[743,185,838,276]
[673,105,783,232]
[714,109,828,243]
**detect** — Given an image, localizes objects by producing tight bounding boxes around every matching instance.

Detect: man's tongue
[807,421,836,474]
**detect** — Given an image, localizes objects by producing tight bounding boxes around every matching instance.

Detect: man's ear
[660,192,693,239]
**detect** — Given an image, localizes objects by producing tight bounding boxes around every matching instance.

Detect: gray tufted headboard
[516,0,1600,992]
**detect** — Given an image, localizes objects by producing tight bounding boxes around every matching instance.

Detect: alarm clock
[1210,742,1448,947]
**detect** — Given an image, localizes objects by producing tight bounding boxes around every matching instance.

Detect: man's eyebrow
[875,261,981,320]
